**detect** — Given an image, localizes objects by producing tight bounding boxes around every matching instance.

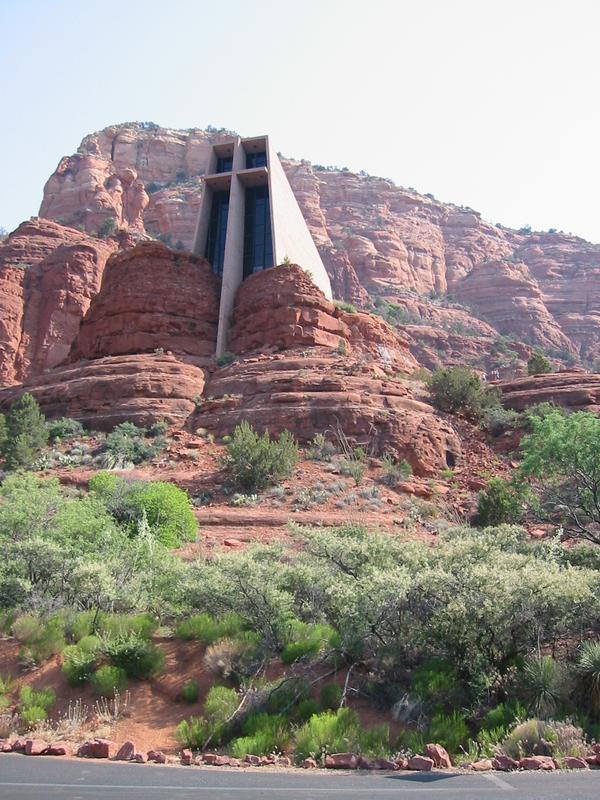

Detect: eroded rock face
[499,370,600,414]
[0,219,115,385]
[72,241,220,360]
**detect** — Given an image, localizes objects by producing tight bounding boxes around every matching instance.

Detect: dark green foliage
[216,352,236,367]
[12,615,66,664]
[426,367,500,420]
[104,632,165,679]
[266,678,310,715]
[319,683,343,710]
[576,640,600,718]
[97,218,117,238]
[230,713,289,757]
[223,421,299,492]
[101,422,166,468]
[481,700,526,732]
[61,645,96,686]
[181,680,200,703]
[19,685,56,712]
[412,659,457,701]
[175,613,244,644]
[427,711,469,754]
[380,454,412,486]
[527,351,553,375]
[91,665,128,697]
[292,698,320,722]
[2,393,48,469]
[46,417,84,442]
[175,716,213,748]
[521,655,570,718]
[334,301,358,313]
[477,478,523,526]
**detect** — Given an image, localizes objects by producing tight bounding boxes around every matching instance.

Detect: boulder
[324,753,359,769]
[563,757,589,769]
[302,758,317,768]
[77,739,116,759]
[132,752,147,763]
[519,756,556,771]
[491,755,519,771]
[24,739,48,756]
[11,740,26,753]
[244,754,261,766]
[425,743,452,768]
[407,755,434,771]
[147,750,166,764]
[114,741,136,761]
[375,757,400,770]
[470,759,493,772]
[180,748,193,766]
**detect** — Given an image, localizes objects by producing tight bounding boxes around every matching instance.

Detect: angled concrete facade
[192,135,332,356]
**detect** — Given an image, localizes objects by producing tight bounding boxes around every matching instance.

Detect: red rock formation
[72,242,220,360]
[0,219,114,385]
[499,370,600,413]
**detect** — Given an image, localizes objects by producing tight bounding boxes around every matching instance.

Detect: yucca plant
[577,640,600,718]
[522,655,569,718]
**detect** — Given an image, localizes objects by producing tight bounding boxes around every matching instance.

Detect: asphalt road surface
[1,754,599,800]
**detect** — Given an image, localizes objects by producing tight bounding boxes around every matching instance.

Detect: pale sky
[2,0,599,241]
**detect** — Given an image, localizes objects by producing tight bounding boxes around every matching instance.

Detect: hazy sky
[2,0,599,241]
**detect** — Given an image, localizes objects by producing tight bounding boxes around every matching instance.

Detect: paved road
[1,753,599,800]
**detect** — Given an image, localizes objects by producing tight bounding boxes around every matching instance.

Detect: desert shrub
[396,728,425,756]
[281,622,339,665]
[19,686,55,712]
[306,434,337,462]
[293,708,360,762]
[46,417,84,442]
[223,421,298,492]
[545,720,588,759]
[181,680,200,704]
[522,401,564,431]
[528,351,552,376]
[203,633,260,681]
[481,700,526,732]
[203,685,239,725]
[319,683,343,710]
[216,352,236,367]
[334,301,358,313]
[483,406,522,436]
[104,632,165,679]
[230,713,289,757]
[61,646,96,687]
[576,640,600,718]
[521,656,570,718]
[101,422,165,469]
[427,711,469,755]
[337,458,365,485]
[97,613,157,641]
[176,613,243,644]
[426,367,499,420]
[379,454,412,486]
[12,615,66,664]
[281,639,321,664]
[175,716,212,749]
[20,706,47,729]
[357,724,392,757]
[498,718,586,759]
[292,698,320,722]
[477,478,522,526]
[97,218,117,239]
[148,420,169,438]
[412,659,457,701]
[2,393,48,469]
[266,678,311,715]
[90,665,127,697]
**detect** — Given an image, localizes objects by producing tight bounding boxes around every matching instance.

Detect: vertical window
[216,156,233,173]
[205,191,229,277]
[246,151,267,169]
[243,186,273,278]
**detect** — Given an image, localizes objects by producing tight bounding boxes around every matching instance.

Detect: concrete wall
[266,139,332,300]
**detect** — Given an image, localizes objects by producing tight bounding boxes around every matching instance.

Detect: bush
[101,422,165,469]
[181,680,200,704]
[203,633,260,681]
[281,623,339,665]
[91,665,128,697]
[203,685,239,726]
[319,683,343,710]
[500,718,551,759]
[20,706,47,729]
[528,351,552,375]
[19,686,55,712]
[216,352,236,367]
[266,678,310,715]
[427,711,469,755]
[293,708,360,762]
[105,632,165,679]
[379,454,412,486]
[12,615,66,664]
[97,218,117,239]
[292,698,320,722]
[281,639,321,664]
[306,434,337,462]
[176,613,243,644]
[97,614,157,641]
[576,640,600,718]
[46,417,84,442]
[223,421,299,492]
[2,393,48,469]
[334,301,358,314]
[482,406,522,437]
[337,458,365,486]
[477,478,522,526]
[426,367,499,420]
[61,646,96,687]
[412,659,457,701]
[175,716,212,749]
[521,656,570,718]
[230,713,289,757]
[481,700,526,732]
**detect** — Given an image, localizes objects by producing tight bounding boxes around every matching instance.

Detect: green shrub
[477,478,522,526]
[98,613,158,641]
[2,393,48,469]
[175,686,239,748]
[216,352,236,367]
[334,301,358,314]
[77,635,103,654]
[412,659,457,701]
[223,421,298,492]
[175,716,212,749]
[203,685,239,726]
[97,218,117,239]
[396,728,425,756]
[61,646,96,687]
[19,686,56,712]
[292,698,320,722]
[281,623,339,665]
[522,656,570,718]
[337,458,365,486]
[427,711,469,755]
[483,406,522,436]
[12,615,66,663]
[281,639,321,664]
[20,706,47,729]
[521,401,563,432]
[148,420,169,438]
[481,700,526,732]
[380,454,412,486]
[46,417,84,442]
[105,632,165,679]
[293,708,360,762]
[357,724,392,757]
[176,613,243,644]
[266,678,310,715]
[576,640,600,718]
[306,434,337,462]
[181,680,200,704]
[500,718,549,759]
[527,351,552,376]
[101,422,165,468]
[90,665,127,697]
[426,367,499,420]
[230,713,289,756]
[319,683,343,710]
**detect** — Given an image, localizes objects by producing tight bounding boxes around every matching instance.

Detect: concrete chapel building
[192,135,332,356]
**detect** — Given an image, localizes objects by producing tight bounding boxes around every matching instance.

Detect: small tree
[223,421,298,492]
[519,410,600,544]
[527,351,552,376]
[3,394,48,469]
[477,478,522,526]
[426,367,499,420]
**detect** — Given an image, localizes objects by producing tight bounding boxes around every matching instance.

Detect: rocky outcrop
[0,219,115,385]
[499,370,600,413]
[72,241,220,360]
